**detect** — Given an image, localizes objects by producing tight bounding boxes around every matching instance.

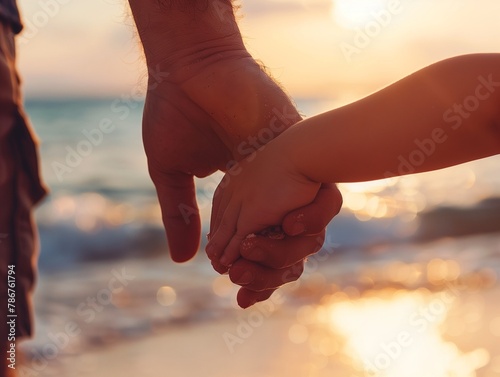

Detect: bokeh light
[156,286,177,307]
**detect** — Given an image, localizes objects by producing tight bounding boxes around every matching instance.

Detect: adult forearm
[286,54,500,183]
[128,0,245,69]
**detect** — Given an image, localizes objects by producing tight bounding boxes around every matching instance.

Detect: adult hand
[131,0,343,306]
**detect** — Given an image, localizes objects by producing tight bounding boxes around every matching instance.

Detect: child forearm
[283,54,500,183]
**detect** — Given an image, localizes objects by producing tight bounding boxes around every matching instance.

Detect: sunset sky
[16,0,500,103]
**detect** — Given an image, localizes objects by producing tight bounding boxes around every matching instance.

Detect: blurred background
[16,0,500,376]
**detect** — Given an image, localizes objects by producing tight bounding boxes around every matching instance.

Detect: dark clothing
[0,0,21,34]
[0,20,46,338]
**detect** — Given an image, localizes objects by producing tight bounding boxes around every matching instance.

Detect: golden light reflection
[341,180,394,194]
[75,216,98,233]
[297,305,317,325]
[52,195,77,218]
[489,317,500,337]
[156,286,177,307]
[312,289,488,376]
[47,192,163,232]
[387,262,420,285]
[490,355,500,374]
[212,275,236,297]
[340,180,425,221]
[73,193,107,232]
[344,192,368,211]
[288,324,309,344]
[427,259,461,285]
[105,204,134,227]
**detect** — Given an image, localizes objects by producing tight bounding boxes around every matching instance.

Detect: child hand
[206,138,322,268]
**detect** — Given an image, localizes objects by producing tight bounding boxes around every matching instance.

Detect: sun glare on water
[319,290,488,377]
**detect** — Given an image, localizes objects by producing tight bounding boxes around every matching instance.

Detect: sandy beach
[16,232,500,377]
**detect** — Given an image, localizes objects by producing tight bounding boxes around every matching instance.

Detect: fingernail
[206,244,215,258]
[220,254,231,267]
[235,270,254,285]
[289,222,305,236]
[211,259,228,274]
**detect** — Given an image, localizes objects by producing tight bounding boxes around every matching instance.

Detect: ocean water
[29,98,160,269]
[17,98,500,377]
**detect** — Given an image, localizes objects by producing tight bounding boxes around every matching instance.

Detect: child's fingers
[229,258,305,291]
[211,259,229,275]
[219,230,249,267]
[209,188,220,237]
[282,183,343,236]
[210,187,234,237]
[236,287,276,309]
[206,203,241,262]
[240,232,324,269]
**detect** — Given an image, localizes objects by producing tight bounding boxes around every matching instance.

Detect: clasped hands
[140,28,342,308]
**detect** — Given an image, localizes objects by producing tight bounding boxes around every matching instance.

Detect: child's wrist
[275,126,319,185]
